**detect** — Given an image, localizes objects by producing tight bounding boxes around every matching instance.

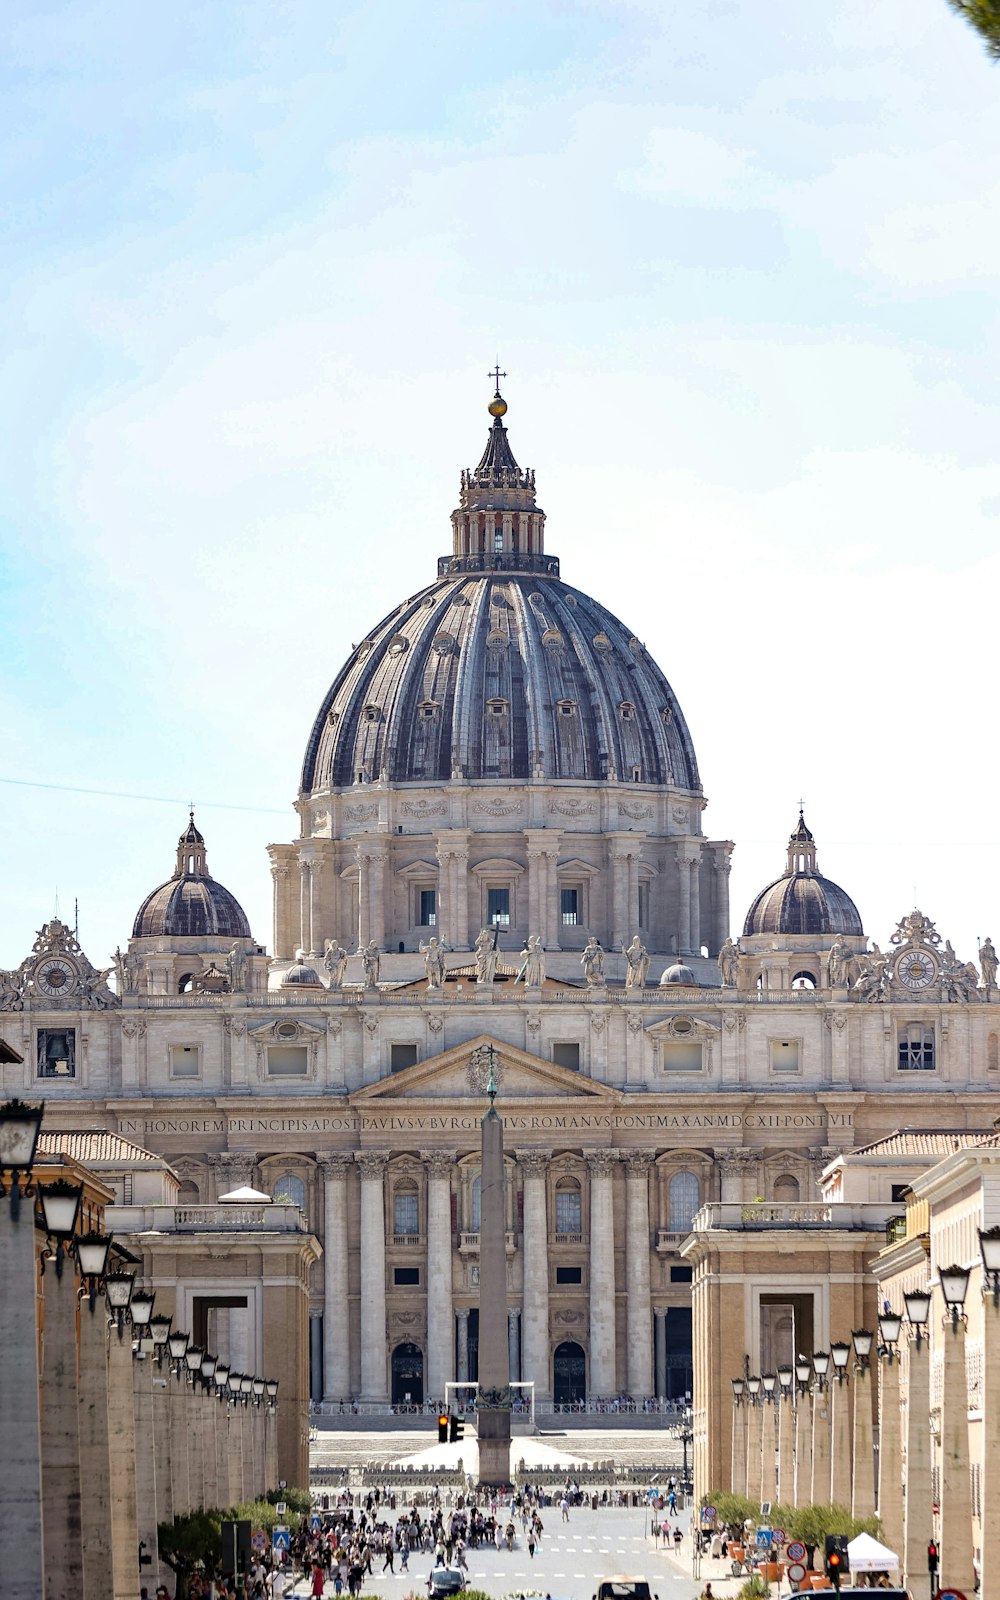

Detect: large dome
[132,815,252,940]
[301,393,699,795]
[743,812,863,938]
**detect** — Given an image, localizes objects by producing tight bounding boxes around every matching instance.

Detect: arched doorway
[391,1342,424,1406]
[553,1341,586,1407]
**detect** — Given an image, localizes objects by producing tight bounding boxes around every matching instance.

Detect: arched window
[668,1170,700,1233]
[393,1183,419,1237]
[772,1173,800,1202]
[273,1173,307,1211]
[555,1179,582,1235]
[791,971,817,990]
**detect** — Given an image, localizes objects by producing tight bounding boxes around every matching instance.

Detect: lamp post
[876,1312,904,1558]
[776,1366,793,1505]
[168,1332,192,1515]
[76,1231,114,1600]
[810,1351,831,1506]
[130,1288,158,1594]
[104,1263,141,1600]
[829,1341,852,1506]
[0,1099,45,1600]
[39,1177,87,1597]
[851,1329,875,1518]
[938,1265,974,1593]
[732,1376,747,1495]
[794,1356,813,1507]
[761,1373,778,1504]
[265,1379,279,1488]
[978,1230,1000,1600]
[149,1314,174,1535]
[184,1345,206,1511]
[746,1374,763,1503]
[902,1290,932,1596]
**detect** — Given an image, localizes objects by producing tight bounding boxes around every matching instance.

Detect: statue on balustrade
[581,936,605,986]
[623,935,650,989]
[324,939,349,989]
[514,934,545,987]
[717,936,740,988]
[474,926,500,986]
[420,936,446,989]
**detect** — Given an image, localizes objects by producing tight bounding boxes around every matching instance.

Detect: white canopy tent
[847,1532,900,1571]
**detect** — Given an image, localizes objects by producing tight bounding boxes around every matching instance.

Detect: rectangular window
[487,887,510,927]
[662,1041,703,1072]
[390,1043,419,1072]
[417,889,437,926]
[552,1041,580,1071]
[169,1044,200,1078]
[555,1266,583,1285]
[898,1024,935,1071]
[394,1266,420,1286]
[670,1265,693,1284]
[555,1191,582,1233]
[770,1039,801,1074]
[638,883,650,929]
[37,1029,75,1078]
[266,1045,309,1077]
[560,887,580,926]
[891,1184,911,1203]
[393,1193,419,1235]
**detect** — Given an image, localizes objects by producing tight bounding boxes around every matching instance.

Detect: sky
[2,0,999,973]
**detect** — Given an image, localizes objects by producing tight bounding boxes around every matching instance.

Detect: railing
[136,983,845,1009]
[106,1201,311,1232]
[692,1201,892,1232]
[388,1233,425,1247]
[552,1232,583,1245]
[437,552,561,578]
[655,1230,687,1250]
[457,1231,518,1253]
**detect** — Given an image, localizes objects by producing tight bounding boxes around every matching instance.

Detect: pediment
[352,1034,618,1103]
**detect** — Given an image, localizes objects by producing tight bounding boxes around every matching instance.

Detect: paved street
[284,1506,699,1600]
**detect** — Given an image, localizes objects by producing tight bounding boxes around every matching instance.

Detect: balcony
[691,1201,892,1233]
[458,1231,518,1255]
[106,1202,311,1233]
[388,1233,425,1247]
[655,1230,688,1252]
[552,1232,583,1246]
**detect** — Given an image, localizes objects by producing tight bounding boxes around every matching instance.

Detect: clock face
[35,957,77,998]
[895,949,937,992]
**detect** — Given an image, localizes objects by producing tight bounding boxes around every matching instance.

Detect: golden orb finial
[488,391,507,418]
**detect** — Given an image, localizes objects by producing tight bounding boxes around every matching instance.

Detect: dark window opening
[560,887,580,925]
[390,1043,419,1072]
[394,1266,420,1286]
[487,887,510,927]
[670,1265,693,1284]
[552,1042,580,1071]
[556,1266,583,1285]
[37,1028,75,1078]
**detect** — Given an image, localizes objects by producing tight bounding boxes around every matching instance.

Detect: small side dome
[132,813,251,940]
[660,961,698,987]
[743,810,863,938]
[282,953,323,988]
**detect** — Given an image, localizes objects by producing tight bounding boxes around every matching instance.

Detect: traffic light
[437,1412,449,1443]
[825,1535,849,1592]
[928,1541,939,1574]
[449,1414,465,1443]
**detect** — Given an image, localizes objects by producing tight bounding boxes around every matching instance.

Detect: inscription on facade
[116,1108,851,1138]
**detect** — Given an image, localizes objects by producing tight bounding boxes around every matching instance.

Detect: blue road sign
[272,1529,291,1554]
[756,1530,773,1549]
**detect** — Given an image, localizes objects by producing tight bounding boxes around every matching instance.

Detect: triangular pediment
[352,1034,618,1103]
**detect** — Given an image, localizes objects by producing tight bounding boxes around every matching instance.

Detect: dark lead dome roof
[301,393,700,794]
[132,815,252,940]
[742,811,864,938]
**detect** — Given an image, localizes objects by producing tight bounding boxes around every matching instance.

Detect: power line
[0,776,288,816]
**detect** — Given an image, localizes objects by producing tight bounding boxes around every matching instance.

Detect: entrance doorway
[553,1340,586,1406]
[391,1342,424,1406]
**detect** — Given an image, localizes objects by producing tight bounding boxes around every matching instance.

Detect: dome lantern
[445,382,553,578]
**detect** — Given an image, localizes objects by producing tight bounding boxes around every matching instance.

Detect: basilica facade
[2,389,998,1420]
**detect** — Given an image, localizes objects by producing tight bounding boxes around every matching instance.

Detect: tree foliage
[265,1484,312,1515]
[946,0,1000,59]
[699,1491,765,1531]
[157,1509,225,1595]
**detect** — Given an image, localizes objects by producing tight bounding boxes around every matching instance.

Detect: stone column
[607,837,631,949]
[318,1153,353,1402]
[732,1399,748,1497]
[508,1309,521,1384]
[876,1353,903,1559]
[356,847,371,950]
[777,1387,794,1506]
[132,1350,159,1591]
[527,834,562,952]
[423,1150,455,1403]
[456,1310,470,1383]
[654,1310,667,1400]
[186,1373,205,1511]
[852,1360,875,1519]
[435,832,471,950]
[78,1302,113,1600]
[811,1382,831,1507]
[108,1324,140,1600]
[747,1397,763,1502]
[0,1194,44,1600]
[830,1371,853,1506]
[169,1367,190,1516]
[979,1299,1000,1600]
[711,842,733,959]
[761,1395,777,1503]
[357,1152,389,1401]
[518,1153,551,1400]
[586,1151,618,1399]
[41,1259,85,1600]
[269,858,294,961]
[299,856,313,955]
[795,1386,813,1506]
[624,1155,653,1397]
[940,1314,975,1592]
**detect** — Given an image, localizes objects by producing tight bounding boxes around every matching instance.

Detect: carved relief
[345,804,379,824]
[552,798,595,817]
[475,798,521,817]
[401,799,447,818]
[619,802,653,820]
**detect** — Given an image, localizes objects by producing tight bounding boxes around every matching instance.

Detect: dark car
[428,1568,467,1597]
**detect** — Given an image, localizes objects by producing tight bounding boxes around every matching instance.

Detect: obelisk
[476,1056,511,1485]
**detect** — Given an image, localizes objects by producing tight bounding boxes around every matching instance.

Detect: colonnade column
[435,832,472,950]
[318,1152,353,1402]
[299,856,313,955]
[355,843,388,952]
[654,1309,667,1400]
[711,843,733,959]
[358,1152,389,1402]
[508,1309,521,1384]
[624,1155,653,1397]
[41,1255,85,1600]
[586,1151,618,1398]
[940,1307,975,1593]
[688,845,702,955]
[423,1150,455,1403]
[518,1152,551,1400]
[270,859,294,961]
[78,1302,113,1600]
[876,1349,903,1556]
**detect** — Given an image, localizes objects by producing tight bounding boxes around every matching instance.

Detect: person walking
[560,1496,570,1523]
[527,1531,536,1560]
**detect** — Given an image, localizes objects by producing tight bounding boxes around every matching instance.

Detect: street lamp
[830,1341,851,1383]
[979,1227,1000,1306]
[761,1372,777,1398]
[240,1374,253,1406]
[252,1376,265,1405]
[747,1374,762,1400]
[185,1344,204,1384]
[878,1310,902,1356]
[40,1179,83,1276]
[904,1289,931,1346]
[732,1376,746,1404]
[266,1379,278,1406]
[130,1290,155,1341]
[812,1349,830,1390]
[168,1330,189,1378]
[795,1356,812,1392]
[76,1231,112,1311]
[201,1354,218,1390]
[150,1314,172,1363]
[105,1268,135,1336]
[0,1099,44,1220]
[776,1364,793,1392]
[939,1264,971,1331]
[214,1361,230,1400]
[852,1328,874,1372]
